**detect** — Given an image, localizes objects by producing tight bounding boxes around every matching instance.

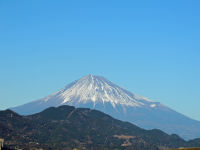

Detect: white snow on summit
[41,75,156,108]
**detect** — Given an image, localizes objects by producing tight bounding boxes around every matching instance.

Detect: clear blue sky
[0,0,200,120]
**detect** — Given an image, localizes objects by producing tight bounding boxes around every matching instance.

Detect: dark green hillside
[0,105,200,150]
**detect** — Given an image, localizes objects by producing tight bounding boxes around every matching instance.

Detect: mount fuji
[11,75,200,140]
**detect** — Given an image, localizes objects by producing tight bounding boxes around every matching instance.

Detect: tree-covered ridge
[0,105,200,150]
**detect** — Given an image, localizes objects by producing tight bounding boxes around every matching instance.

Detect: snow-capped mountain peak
[42,74,155,109]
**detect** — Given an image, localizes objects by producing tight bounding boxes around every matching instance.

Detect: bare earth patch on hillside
[113,135,135,146]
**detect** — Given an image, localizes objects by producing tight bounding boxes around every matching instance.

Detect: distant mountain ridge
[11,75,200,140]
[1,105,200,150]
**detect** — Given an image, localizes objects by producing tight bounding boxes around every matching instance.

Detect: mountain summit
[12,74,200,140]
[12,75,159,115]
[47,74,156,109]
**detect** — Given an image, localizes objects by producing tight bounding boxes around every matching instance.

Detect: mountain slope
[11,75,200,140]
[1,105,200,150]
[12,75,155,114]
